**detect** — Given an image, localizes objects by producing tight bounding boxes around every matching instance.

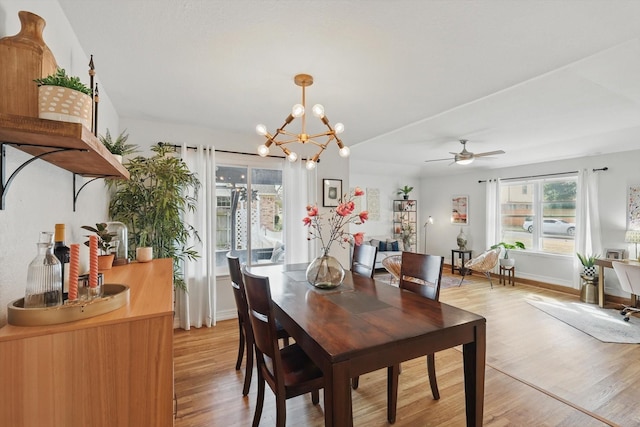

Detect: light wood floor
[173,272,640,426]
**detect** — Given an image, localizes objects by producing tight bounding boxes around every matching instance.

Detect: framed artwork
[628,185,640,230]
[451,195,469,225]
[605,249,625,260]
[323,179,342,207]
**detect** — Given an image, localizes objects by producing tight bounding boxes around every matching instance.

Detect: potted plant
[33,67,93,129]
[99,129,138,163]
[491,241,526,269]
[81,222,117,270]
[135,230,153,263]
[577,252,600,303]
[107,143,200,290]
[397,185,414,200]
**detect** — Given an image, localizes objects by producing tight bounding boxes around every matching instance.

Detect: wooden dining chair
[389,251,444,422]
[226,252,289,396]
[241,266,324,427]
[351,243,378,278]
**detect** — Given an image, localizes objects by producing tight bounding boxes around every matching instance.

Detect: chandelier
[256,74,349,170]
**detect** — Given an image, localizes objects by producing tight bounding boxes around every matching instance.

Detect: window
[499,176,577,255]
[216,156,284,274]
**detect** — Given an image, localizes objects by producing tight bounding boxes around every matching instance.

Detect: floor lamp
[423,216,433,253]
[625,230,640,260]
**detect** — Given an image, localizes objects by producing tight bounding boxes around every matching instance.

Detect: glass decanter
[24,232,62,308]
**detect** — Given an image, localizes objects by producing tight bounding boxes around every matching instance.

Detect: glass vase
[306,255,345,289]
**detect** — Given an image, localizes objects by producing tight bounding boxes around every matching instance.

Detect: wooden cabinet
[0,259,174,427]
[393,199,417,251]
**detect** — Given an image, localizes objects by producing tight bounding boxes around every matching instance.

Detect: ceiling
[56,0,640,177]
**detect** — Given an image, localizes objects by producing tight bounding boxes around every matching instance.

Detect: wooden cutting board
[0,11,58,117]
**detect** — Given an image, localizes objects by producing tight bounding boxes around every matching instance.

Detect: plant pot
[580,274,598,304]
[403,195,409,200]
[113,154,123,163]
[38,85,92,129]
[97,254,115,270]
[136,247,153,263]
[499,258,515,269]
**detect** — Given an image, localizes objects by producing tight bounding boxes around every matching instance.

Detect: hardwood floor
[173,272,640,426]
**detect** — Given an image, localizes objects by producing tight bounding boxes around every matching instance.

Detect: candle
[89,235,98,289]
[68,244,80,301]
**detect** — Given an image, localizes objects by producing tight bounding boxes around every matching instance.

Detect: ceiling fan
[424,139,505,165]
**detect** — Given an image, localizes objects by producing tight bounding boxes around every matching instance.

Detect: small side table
[451,249,473,275]
[499,265,515,286]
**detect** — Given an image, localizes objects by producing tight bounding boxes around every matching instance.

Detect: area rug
[527,297,640,344]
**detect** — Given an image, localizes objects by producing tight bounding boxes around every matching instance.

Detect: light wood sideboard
[0,258,174,427]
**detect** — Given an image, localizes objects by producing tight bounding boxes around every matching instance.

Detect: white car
[522,218,576,236]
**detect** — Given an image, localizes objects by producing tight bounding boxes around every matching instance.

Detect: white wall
[418,149,640,297]
[0,1,119,326]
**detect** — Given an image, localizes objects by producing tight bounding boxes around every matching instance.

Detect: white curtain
[175,144,217,329]
[574,168,602,288]
[485,178,501,249]
[283,160,316,264]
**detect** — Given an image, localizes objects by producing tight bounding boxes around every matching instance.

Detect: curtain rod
[478,167,608,183]
[156,142,286,159]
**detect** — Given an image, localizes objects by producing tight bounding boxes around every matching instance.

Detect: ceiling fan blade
[424,157,454,163]
[473,150,505,158]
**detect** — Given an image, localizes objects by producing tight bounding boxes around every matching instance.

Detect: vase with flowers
[303,187,368,288]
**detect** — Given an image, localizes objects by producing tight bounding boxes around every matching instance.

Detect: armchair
[458,247,501,288]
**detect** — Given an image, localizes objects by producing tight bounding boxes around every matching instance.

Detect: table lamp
[625,230,640,260]
[423,216,433,253]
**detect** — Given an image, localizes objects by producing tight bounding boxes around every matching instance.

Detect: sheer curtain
[485,178,501,249]
[574,168,602,288]
[283,160,316,264]
[175,144,217,329]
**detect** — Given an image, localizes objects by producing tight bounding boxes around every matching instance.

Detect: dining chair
[241,266,324,427]
[389,251,444,422]
[351,243,378,278]
[226,252,289,396]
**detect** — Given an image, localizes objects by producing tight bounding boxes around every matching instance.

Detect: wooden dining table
[247,263,486,427]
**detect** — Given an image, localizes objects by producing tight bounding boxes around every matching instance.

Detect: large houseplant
[107,143,200,290]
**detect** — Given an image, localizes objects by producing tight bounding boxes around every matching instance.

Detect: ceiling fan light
[456,157,474,165]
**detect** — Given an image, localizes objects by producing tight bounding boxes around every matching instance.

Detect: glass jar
[106,221,129,265]
[25,232,62,308]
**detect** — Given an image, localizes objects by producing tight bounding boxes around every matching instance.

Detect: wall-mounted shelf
[0,113,129,210]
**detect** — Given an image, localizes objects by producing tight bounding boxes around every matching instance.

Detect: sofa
[359,237,405,269]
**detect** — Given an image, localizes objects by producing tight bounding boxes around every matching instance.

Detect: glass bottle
[25,232,62,308]
[54,223,70,300]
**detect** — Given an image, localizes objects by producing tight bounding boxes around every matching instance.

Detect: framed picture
[605,249,625,260]
[323,179,342,207]
[451,195,469,225]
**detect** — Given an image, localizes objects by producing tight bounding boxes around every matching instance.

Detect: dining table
[247,263,486,427]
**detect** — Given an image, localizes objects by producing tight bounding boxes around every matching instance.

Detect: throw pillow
[390,240,399,251]
[370,239,381,250]
[379,241,389,251]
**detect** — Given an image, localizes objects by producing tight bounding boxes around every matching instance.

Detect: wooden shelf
[0,113,129,179]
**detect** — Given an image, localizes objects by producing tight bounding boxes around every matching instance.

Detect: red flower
[302,217,312,226]
[354,187,364,196]
[353,232,365,246]
[336,201,355,217]
[359,211,369,223]
[306,205,318,217]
